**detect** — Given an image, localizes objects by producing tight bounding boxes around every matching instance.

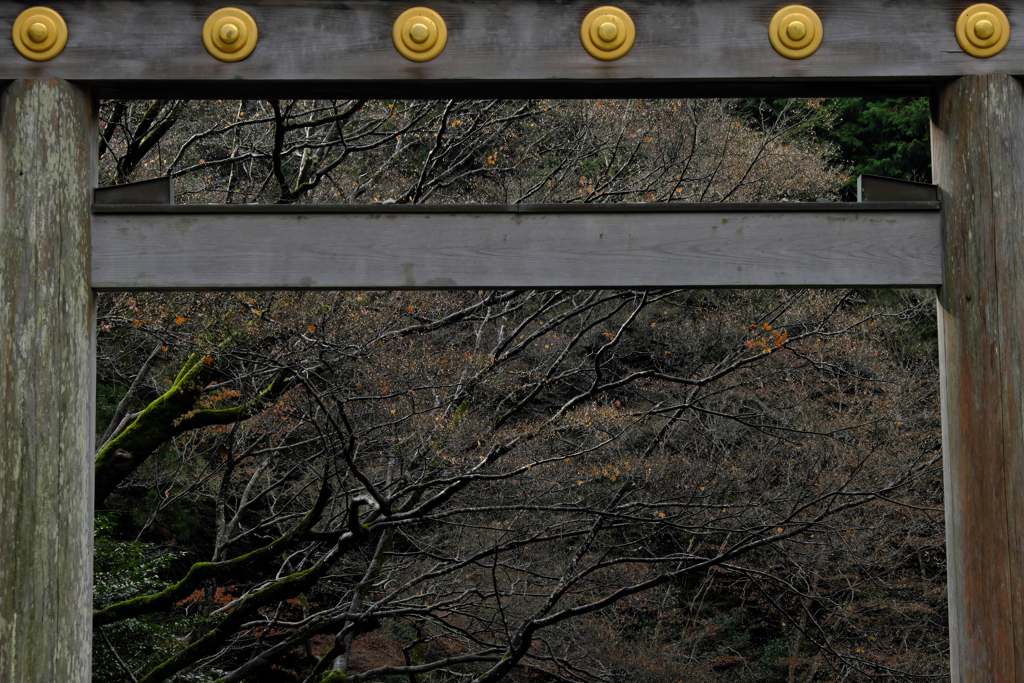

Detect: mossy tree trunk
[0,80,94,683]
[93,354,294,506]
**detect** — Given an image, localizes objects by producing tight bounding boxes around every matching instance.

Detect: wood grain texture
[933,75,1024,682]
[0,0,1021,98]
[90,206,941,289]
[0,80,94,683]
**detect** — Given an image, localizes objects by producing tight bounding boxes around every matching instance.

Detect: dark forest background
[92,96,943,683]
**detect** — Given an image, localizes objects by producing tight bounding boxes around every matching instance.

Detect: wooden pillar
[932,74,1024,681]
[0,80,94,682]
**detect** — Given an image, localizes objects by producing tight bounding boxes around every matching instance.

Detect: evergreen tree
[825,97,931,198]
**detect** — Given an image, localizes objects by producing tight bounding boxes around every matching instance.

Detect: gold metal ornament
[393,7,448,62]
[203,7,258,62]
[580,6,635,60]
[769,5,822,59]
[12,7,67,61]
[956,4,1010,58]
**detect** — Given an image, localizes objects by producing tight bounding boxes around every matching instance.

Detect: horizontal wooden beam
[2,1,1022,98]
[90,204,941,290]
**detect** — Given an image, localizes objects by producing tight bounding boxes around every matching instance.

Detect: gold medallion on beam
[956,4,1010,58]
[203,7,258,62]
[13,7,68,61]
[393,7,448,62]
[580,6,635,60]
[769,5,822,59]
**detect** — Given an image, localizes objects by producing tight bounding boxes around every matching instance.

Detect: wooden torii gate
[0,1,1021,680]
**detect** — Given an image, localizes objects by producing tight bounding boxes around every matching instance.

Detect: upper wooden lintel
[1,0,1022,99]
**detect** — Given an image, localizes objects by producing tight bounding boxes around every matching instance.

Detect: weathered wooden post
[0,79,94,682]
[932,74,1024,681]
